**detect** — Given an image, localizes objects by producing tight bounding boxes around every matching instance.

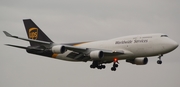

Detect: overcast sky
[0,0,180,87]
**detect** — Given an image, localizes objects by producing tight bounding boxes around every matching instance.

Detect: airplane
[3,19,179,71]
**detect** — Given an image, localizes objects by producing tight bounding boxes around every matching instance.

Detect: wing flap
[65,45,88,52]
[67,52,90,61]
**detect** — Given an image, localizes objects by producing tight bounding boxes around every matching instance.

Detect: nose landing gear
[157,54,163,64]
[111,58,119,71]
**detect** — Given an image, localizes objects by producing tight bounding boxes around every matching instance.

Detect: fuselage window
[161,35,168,37]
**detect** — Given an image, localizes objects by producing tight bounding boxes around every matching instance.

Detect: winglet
[3,31,12,37]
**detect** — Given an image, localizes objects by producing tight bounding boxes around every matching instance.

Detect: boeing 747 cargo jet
[3,19,179,71]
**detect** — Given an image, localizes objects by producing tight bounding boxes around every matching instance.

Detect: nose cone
[168,39,179,51]
[162,38,179,54]
[172,41,179,49]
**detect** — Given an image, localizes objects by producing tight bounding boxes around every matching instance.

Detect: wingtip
[3,31,12,37]
[4,44,8,45]
[4,44,10,46]
[4,44,27,49]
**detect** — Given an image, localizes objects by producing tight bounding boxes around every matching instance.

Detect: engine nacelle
[89,50,104,60]
[52,45,66,54]
[126,58,148,65]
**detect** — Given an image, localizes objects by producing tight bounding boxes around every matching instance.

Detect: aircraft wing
[3,31,52,45]
[64,45,124,61]
[5,44,28,49]
[65,45,124,54]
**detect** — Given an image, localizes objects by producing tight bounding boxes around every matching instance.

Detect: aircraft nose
[173,41,179,48]
[169,39,179,50]
[162,38,178,53]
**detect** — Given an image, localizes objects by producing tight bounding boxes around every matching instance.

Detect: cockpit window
[161,35,168,37]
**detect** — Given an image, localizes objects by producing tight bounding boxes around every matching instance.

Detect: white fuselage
[55,33,178,62]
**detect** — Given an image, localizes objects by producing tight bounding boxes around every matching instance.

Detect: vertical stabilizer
[23,19,53,46]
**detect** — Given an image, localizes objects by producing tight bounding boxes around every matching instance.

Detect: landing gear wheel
[157,54,163,64]
[111,67,116,71]
[97,66,102,69]
[90,65,96,68]
[113,64,118,67]
[101,65,106,69]
[157,60,162,64]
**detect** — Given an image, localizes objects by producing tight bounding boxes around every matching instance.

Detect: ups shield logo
[29,28,38,39]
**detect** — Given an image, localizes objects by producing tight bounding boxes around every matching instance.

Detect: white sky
[0,0,180,87]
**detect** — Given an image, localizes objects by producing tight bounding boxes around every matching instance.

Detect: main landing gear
[111,58,119,71]
[90,61,106,69]
[90,58,119,71]
[157,54,163,64]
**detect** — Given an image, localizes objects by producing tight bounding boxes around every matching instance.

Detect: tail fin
[23,19,53,46]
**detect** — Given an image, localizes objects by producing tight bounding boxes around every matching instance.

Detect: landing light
[113,58,118,62]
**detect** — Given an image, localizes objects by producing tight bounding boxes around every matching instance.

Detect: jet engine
[89,50,104,60]
[52,45,66,54]
[126,58,148,65]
